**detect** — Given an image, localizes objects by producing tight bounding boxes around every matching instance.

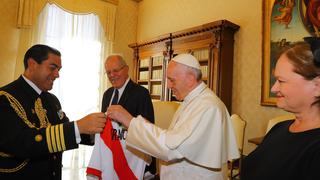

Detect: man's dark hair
[23,44,61,69]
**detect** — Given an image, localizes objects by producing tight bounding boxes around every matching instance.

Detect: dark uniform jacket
[101,79,156,174]
[0,76,78,180]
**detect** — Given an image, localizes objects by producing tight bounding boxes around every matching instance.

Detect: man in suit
[87,54,155,179]
[0,44,106,180]
[101,55,154,120]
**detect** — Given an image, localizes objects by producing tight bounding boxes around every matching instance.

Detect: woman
[241,38,320,180]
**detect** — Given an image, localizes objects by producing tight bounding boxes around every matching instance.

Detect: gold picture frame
[261,0,276,106]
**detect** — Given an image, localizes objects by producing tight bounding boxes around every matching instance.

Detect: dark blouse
[242,120,320,180]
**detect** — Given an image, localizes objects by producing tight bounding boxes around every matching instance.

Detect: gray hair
[185,66,202,81]
[105,54,127,67]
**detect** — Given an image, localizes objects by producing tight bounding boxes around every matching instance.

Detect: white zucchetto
[171,54,201,70]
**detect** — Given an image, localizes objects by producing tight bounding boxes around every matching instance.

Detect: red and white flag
[86,118,148,180]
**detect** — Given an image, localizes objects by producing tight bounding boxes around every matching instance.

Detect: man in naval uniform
[107,54,239,180]
[0,44,106,180]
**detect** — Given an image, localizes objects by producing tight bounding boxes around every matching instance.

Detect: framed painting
[261,0,315,106]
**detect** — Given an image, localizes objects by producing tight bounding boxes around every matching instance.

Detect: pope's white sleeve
[126,116,183,162]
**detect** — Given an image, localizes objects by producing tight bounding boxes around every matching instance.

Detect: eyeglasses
[105,65,126,76]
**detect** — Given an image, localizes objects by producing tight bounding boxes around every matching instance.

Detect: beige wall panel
[113,0,138,78]
[137,0,288,154]
[0,0,20,86]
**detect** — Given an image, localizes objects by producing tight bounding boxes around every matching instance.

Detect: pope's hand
[107,105,133,128]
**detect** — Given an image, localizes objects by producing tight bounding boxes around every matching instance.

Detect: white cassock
[86,121,150,180]
[126,82,239,180]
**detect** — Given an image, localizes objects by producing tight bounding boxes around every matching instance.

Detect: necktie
[111,89,121,126]
[111,89,119,105]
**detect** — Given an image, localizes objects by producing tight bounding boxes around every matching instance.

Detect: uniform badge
[57,109,64,120]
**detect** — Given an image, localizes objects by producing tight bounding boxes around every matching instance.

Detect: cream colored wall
[0,0,20,86]
[113,0,138,77]
[137,0,289,154]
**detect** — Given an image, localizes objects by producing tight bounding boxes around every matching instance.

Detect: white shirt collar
[22,75,42,95]
[114,77,130,99]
